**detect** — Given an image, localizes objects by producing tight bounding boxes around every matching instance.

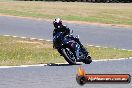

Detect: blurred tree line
[16,0,132,2]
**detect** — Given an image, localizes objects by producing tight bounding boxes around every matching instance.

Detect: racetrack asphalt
[0,59,132,88]
[0,16,132,50]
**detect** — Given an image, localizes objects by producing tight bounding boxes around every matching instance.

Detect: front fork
[72,43,80,60]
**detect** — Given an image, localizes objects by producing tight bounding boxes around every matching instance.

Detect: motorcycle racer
[53,18,91,64]
[53,18,85,50]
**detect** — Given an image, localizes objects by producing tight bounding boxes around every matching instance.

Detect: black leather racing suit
[53,25,70,38]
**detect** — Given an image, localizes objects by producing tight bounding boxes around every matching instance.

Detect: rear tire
[83,56,92,64]
[61,47,77,65]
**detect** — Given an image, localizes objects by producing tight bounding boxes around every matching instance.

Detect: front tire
[61,47,77,65]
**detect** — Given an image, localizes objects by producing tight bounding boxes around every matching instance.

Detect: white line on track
[38,39,44,41]
[0,64,47,69]
[21,37,27,39]
[3,35,10,37]
[87,45,94,47]
[0,58,132,69]
[30,38,37,40]
[93,57,132,62]
[12,36,18,38]
[46,40,52,42]
[95,46,101,48]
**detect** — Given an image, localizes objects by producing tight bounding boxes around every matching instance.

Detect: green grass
[88,46,132,60]
[0,2,132,25]
[0,35,132,66]
[0,36,65,66]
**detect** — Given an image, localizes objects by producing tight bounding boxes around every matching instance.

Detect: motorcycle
[53,30,92,65]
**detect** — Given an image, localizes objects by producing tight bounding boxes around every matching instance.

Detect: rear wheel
[83,56,92,64]
[61,47,77,65]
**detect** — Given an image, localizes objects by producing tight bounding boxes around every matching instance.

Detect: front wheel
[61,47,77,65]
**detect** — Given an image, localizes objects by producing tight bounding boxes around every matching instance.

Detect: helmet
[53,18,62,28]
